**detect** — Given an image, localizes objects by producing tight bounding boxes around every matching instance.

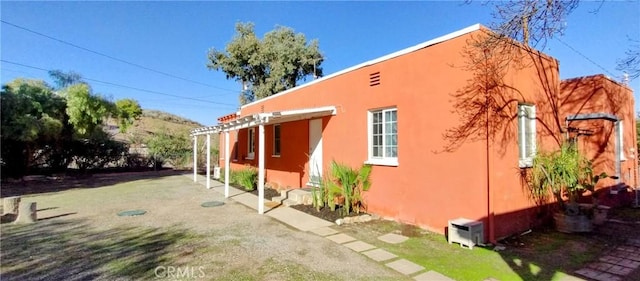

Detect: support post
[224,131,230,198]
[258,124,265,214]
[193,135,198,182]
[206,133,211,189]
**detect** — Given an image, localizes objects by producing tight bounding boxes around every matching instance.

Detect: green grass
[339,220,603,281]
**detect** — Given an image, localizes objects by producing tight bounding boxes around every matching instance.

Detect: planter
[553,212,593,233]
[592,205,610,225]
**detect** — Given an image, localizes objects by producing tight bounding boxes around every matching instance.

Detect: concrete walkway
[574,238,640,281]
[190,175,454,280]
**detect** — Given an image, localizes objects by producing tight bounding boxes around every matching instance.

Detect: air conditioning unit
[213,167,221,180]
[448,218,484,249]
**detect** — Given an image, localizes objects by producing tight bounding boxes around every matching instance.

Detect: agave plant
[530,142,606,214]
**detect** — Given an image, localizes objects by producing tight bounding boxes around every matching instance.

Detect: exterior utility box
[448,218,484,249]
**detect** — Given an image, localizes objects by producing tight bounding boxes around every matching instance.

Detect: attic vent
[369,72,381,87]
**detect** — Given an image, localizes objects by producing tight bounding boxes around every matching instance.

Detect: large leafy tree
[207,22,324,104]
[62,83,114,136]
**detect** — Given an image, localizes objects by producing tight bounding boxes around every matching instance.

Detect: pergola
[190,106,337,214]
[565,113,623,186]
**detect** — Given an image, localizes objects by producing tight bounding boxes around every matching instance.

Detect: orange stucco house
[192,24,637,243]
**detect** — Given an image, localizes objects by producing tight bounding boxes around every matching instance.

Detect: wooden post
[3,196,21,215]
[16,202,37,223]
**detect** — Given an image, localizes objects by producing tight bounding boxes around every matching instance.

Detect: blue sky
[1,1,638,126]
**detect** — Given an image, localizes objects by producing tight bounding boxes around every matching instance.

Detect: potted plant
[530,142,608,233]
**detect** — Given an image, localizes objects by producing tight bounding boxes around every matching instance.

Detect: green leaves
[207,22,324,105]
[63,83,114,136]
[115,99,142,133]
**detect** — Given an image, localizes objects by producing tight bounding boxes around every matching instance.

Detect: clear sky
[1,1,638,126]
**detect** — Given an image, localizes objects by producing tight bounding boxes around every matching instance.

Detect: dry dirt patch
[1,172,407,281]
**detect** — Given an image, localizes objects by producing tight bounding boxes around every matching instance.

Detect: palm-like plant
[322,161,372,216]
[530,142,606,214]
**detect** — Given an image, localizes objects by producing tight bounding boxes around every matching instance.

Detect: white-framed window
[233,131,239,161]
[247,128,255,159]
[518,104,536,168]
[366,107,398,166]
[617,120,626,161]
[273,124,281,157]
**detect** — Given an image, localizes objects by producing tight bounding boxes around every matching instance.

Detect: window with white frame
[273,124,281,156]
[617,120,626,161]
[233,131,239,161]
[367,107,398,166]
[247,128,255,159]
[518,104,536,168]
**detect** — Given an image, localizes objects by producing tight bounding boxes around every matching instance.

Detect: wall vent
[369,72,381,87]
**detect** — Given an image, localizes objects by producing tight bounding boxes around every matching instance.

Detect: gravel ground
[1,171,408,281]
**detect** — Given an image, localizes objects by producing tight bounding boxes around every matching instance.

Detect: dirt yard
[0,171,408,281]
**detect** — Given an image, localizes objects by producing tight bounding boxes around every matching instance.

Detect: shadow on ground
[0,218,194,281]
[1,169,188,198]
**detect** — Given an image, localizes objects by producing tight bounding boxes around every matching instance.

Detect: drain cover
[117,210,147,216]
[201,201,225,207]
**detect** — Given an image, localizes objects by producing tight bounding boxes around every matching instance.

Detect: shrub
[234,166,258,191]
[314,161,372,216]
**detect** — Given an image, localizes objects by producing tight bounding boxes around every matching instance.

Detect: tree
[207,22,324,104]
[62,83,114,136]
[485,0,638,80]
[1,79,70,176]
[146,130,192,168]
[115,98,142,133]
[48,70,84,90]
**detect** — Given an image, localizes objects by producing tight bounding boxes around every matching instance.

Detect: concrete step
[288,189,311,202]
[271,196,285,203]
[281,199,299,207]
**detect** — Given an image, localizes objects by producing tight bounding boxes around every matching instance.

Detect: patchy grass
[338,220,604,281]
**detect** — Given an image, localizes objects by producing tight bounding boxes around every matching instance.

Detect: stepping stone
[362,248,398,262]
[606,265,633,276]
[618,259,640,269]
[325,233,356,244]
[378,233,409,244]
[343,240,376,252]
[413,270,454,281]
[385,259,425,275]
[575,268,602,279]
[308,226,339,237]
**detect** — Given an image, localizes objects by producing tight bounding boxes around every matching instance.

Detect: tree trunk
[16,202,37,223]
[3,196,21,215]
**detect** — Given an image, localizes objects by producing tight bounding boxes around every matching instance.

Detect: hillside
[108,109,216,146]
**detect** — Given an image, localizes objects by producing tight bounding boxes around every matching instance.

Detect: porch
[190,106,336,214]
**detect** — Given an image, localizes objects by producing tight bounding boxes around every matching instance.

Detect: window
[247,128,255,159]
[273,124,281,156]
[367,108,398,166]
[617,121,626,161]
[233,131,238,161]
[518,104,536,168]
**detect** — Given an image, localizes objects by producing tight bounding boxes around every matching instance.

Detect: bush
[234,166,258,191]
[314,161,372,216]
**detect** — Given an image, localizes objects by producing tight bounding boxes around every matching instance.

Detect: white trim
[518,104,536,168]
[193,136,197,182]
[365,159,398,167]
[618,120,626,161]
[239,24,482,109]
[191,106,337,135]
[367,107,398,165]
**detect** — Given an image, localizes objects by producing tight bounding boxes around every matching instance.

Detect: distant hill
[108,109,215,147]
